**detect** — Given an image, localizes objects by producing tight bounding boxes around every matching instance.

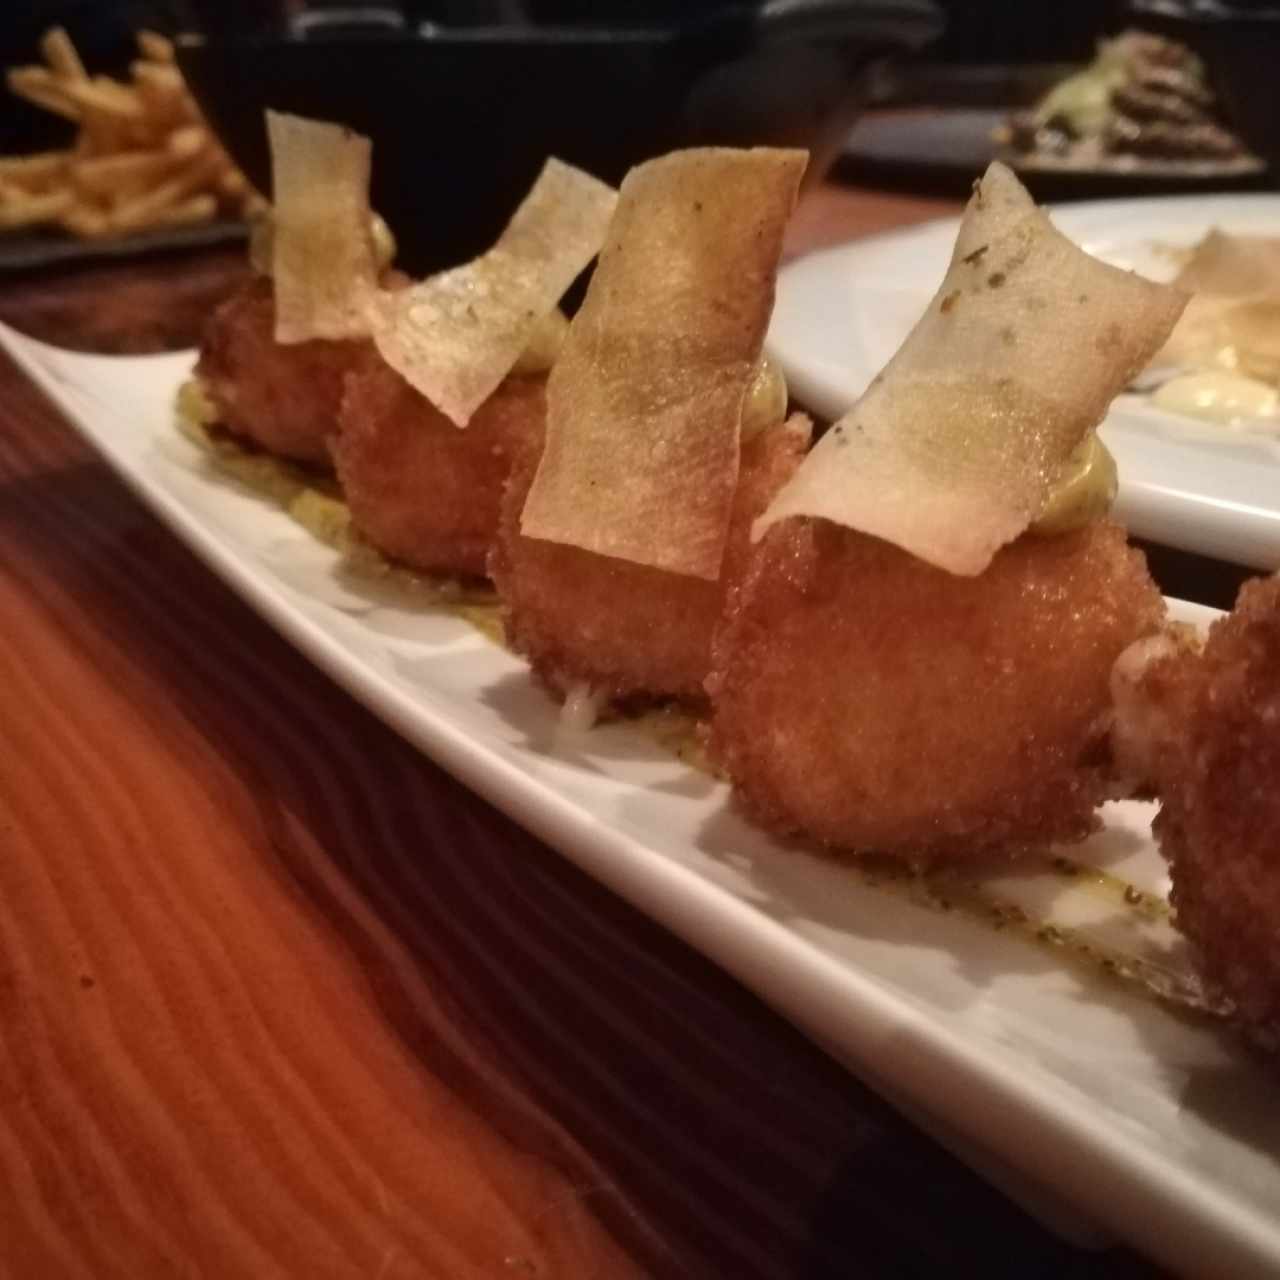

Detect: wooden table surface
[0,180,1224,1279]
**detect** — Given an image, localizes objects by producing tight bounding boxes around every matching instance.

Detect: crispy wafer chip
[370,158,616,426]
[756,162,1187,576]
[1159,294,1280,385]
[267,110,377,344]
[1174,228,1280,298]
[1152,229,1280,380]
[518,146,806,580]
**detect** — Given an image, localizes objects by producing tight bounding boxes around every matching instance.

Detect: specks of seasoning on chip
[961,244,989,266]
[1094,321,1123,354]
[940,290,960,314]
[987,271,1006,288]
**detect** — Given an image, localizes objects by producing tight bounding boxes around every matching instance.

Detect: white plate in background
[5,321,1280,1279]
[769,193,1280,570]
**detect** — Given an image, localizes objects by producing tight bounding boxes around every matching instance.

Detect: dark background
[0,0,1142,154]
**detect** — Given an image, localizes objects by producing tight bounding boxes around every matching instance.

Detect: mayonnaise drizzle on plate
[1151,369,1280,428]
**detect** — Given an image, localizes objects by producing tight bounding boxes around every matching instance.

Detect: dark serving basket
[176,0,941,273]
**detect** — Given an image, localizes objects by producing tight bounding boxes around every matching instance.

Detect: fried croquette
[1122,576,1280,1047]
[707,517,1166,860]
[196,277,367,467]
[332,351,547,578]
[490,417,811,707]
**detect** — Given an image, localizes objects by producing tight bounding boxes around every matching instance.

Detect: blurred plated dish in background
[1129,0,1280,175]
[998,29,1261,179]
[0,26,258,255]
[842,4,1280,199]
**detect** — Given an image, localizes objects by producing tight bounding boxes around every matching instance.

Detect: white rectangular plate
[769,192,1280,571]
[6,320,1280,1278]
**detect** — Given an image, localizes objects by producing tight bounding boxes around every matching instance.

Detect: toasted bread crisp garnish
[518,146,807,581]
[370,158,616,426]
[756,162,1186,575]
[268,111,377,344]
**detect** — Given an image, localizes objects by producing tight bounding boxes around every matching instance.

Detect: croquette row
[199,272,1280,1053]
[197,278,1168,866]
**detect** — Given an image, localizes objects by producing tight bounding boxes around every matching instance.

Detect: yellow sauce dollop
[1152,370,1280,426]
[1030,432,1118,536]
[741,356,788,440]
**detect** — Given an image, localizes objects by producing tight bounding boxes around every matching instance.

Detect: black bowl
[176,1,941,274]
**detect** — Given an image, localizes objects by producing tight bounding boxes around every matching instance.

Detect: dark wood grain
[0,355,649,1280]
[0,247,250,353]
[0,185,1186,1280]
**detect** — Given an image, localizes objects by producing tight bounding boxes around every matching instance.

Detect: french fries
[0,27,262,239]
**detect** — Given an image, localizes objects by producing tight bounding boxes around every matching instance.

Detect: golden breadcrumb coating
[332,352,547,578]
[196,277,365,467]
[1137,576,1280,1047]
[490,417,810,706]
[708,517,1165,860]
